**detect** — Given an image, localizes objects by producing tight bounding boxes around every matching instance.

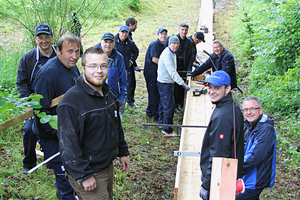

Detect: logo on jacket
[219,134,224,139]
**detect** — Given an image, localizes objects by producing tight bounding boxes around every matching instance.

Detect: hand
[199,187,209,200]
[134,66,141,72]
[26,107,34,120]
[120,156,130,172]
[182,83,190,91]
[82,176,97,191]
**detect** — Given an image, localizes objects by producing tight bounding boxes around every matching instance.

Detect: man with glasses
[199,71,244,200]
[57,47,130,199]
[16,24,57,174]
[34,34,81,199]
[95,33,127,117]
[237,97,276,200]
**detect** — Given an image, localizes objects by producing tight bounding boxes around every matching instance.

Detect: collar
[168,47,176,54]
[245,114,263,130]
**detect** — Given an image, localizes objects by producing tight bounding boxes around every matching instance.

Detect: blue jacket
[94,44,126,101]
[192,47,238,89]
[243,114,276,190]
[114,33,139,70]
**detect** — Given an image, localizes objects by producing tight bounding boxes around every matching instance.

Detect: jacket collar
[76,76,110,97]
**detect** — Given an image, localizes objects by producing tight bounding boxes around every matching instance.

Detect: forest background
[0,0,299,199]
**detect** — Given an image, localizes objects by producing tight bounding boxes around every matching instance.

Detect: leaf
[40,115,52,124]
[0,98,6,107]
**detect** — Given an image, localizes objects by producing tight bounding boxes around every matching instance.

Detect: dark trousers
[40,138,75,200]
[126,66,136,105]
[174,82,184,108]
[145,76,159,120]
[157,81,174,133]
[236,188,263,200]
[22,119,37,169]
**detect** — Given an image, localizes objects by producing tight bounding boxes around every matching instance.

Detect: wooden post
[210,157,238,200]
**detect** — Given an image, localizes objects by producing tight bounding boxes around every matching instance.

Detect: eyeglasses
[85,64,108,70]
[37,36,52,42]
[242,107,260,112]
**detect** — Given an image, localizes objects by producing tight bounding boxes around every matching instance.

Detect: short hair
[243,97,262,108]
[57,34,81,52]
[81,47,108,66]
[213,39,223,47]
[126,18,137,26]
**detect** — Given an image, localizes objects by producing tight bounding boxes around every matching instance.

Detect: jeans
[145,76,159,120]
[157,81,175,133]
[22,119,37,169]
[126,65,136,105]
[40,138,75,200]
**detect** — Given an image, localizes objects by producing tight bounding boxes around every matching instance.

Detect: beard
[83,71,107,90]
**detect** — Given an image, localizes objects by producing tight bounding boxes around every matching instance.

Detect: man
[236,97,276,200]
[57,47,130,199]
[16,24,57,173]
[95,33,127,117]
[34,35,81,199]
[143,28,168,122]
[187,31,205,65]
[157,36,190,135]
[199,71,244,200]
[192,39,238,89]
[165,23,194,113]
[115,25,139,109]
[126,17,141,72]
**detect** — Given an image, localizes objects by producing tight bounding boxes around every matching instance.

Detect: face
[179,26,188,39]
[213,42,224,57]
[119,31,129,41]
[207,84,231,103]
[100,39,115,56]
[82,53,109,91]
[243,100,263,123]
[35,33,54,51]
[193,37,201,45]
[57,41,80,69]
[129,22,137,32]
[157,31,167,43]
[169,42,180,52]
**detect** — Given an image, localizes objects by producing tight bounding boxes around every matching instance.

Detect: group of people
[16,19,276,200]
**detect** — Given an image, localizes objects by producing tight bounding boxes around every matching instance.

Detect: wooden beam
[0,94,64,132]
[210,157,238,200]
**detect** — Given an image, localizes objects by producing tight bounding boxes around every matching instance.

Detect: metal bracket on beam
[174,151,201,157]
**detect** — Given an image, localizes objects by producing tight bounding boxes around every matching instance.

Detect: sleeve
[34,77,57,136]
[220,53,234,74]
[129,42,139,63]
[201,114,233,190]
[186,41,194,72]
[57,105,94,182]
[243,125,275,175]
[118,57,127,101]
[165,54,185,85]
[191,57,212,77]
[16,54,31,98]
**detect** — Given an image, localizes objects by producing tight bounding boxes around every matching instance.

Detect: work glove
[182,83,190,91]
[186,72,191,76]
[199,187,209,200]
[134,66,141,72]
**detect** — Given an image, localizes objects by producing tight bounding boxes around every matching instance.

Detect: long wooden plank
[0,94,64,132]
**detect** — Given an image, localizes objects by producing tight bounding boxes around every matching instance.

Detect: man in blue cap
[115,25,140,109]
[95,33,127,117]
[143,28,168,122]
[199,71,244,200]
[16,23,57,174]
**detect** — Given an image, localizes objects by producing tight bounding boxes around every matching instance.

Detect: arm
[119,58,127,101]
[164,53,185,86]
[191,57,212,77]
[129,42,139,64]
[186,41,194,72]
[220,52,234,74]
[16,53,32,98]
[243,125,276,175]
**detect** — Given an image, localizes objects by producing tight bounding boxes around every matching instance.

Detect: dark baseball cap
[179,23,189,28]
[157,28,167,34]
[35,24,52,36]
[195,32,205,42]
[119,25,129,32]
[204,71,231,86]
[101,33,115,41]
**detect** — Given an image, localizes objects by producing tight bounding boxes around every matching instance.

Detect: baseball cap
[195,32,205,42]
[35,24,52,36]
[169,35,179,44]
[157,28,167,34]
[119,25,129,32]
[204,71,231,86]
[101,33,115,41]
[179,23,189,28]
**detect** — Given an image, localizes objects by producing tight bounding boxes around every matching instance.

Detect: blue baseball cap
[204,71,231,86]
[180,23,189,28]
[35,24,52,36]
[119,25,129,32]
[101,33,114,40]
[157,28,167,34]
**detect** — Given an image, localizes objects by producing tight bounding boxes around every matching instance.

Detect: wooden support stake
[210,157,238,200]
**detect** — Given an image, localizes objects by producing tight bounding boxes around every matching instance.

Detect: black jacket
[187,35,197,64]
[57,76,129,183]
[192,47,238,89]
[200,92,244,191]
